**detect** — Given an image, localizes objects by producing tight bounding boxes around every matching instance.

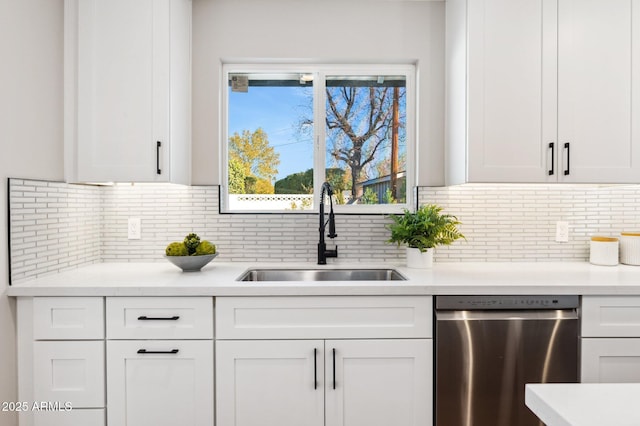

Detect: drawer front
[106,297,213,339]
[33,341,105,408]
[582,296,640,337]
[34,409,105,426]
[33,297,104,340]
[581,338,640,383]
[216,296,432,339]
[107,340,214,426]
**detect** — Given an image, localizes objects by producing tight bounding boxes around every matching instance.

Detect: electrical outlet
[555,221,569,242]
[128,217,141,240]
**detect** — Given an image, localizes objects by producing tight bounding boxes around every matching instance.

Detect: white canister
[590,236,619,266]
[620,232,640,265]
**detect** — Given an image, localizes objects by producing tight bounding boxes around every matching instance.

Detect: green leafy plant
[386,204,465,252]
[361,187,379,204]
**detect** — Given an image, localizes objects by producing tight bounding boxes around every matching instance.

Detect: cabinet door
[72,0,168,182]
[325,339,432,426]
[216,340,324,426]
[107,340,213,426]
[558,0,640,182]
[66,0,190,184]
[466,0,557,182]
[33,341,104,408]
[582,338,640,383]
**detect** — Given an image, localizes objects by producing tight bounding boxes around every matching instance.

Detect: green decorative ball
[165,241,188,256]
[183,233,201,255]
[195,240,216,255]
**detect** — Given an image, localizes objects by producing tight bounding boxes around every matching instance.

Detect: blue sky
[228,86,314,182]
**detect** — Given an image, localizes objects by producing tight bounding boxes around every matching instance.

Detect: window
[222,64,415,213]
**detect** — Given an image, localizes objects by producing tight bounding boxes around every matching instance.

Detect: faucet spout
[318,182,338,265]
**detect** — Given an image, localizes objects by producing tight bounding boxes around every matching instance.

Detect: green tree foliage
[244,176,257,193]
[383,188,396,204]
[361,187,379,204]
[228,157,247,194]
[275,169,313,194]
[326,168,348,193]
[274,167,348,196]
[229,128,280,194]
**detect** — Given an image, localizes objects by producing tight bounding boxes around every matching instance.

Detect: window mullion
[314,71,327,210]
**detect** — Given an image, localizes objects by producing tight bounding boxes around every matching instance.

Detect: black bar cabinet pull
[548,142,555,176]
[137,315,180,321]
[564,142,570,176]
[137,349,179,354]
[156,141,162,175]
[313,348,317,390]
[332,348,336,390]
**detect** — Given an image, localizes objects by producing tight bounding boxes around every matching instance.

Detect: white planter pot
[406,247,433,269]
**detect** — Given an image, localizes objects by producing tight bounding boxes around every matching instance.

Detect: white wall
[0,0,64,424]
[192,0,445,186]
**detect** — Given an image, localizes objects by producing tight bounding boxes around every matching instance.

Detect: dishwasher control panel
[435,295,579,310]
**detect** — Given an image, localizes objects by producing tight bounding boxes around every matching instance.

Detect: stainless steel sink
[237,268,407,282]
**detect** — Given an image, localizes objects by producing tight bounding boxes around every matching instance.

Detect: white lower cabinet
[105,297,214,426]
[215,296,433,426]
[325,339,432,426]
[33,341,105,408]
[582,338,640,383]
[217,339,431,426]
[22,295,429,426]
[581,296,640,382]
[217,340,325,426]
[18,297,106,426]
[106,340,214,426]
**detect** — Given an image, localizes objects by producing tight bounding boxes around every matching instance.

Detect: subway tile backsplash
[9,179,101,282]
[419,184,640,262]
[9,179,640,283]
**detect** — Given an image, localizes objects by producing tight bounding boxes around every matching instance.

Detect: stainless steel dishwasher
[435,295,579,426]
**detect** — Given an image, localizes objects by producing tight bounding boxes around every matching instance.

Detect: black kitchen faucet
[318,182,338,264]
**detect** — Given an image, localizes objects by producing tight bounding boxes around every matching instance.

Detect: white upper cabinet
[465,0,554,182]
[64,0,191,184]
[557,0,640,182]
[447,0,640,184]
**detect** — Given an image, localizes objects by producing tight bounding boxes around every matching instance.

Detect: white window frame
[220,63,417,214]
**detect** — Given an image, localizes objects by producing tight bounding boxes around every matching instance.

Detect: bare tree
[326,85,404,198]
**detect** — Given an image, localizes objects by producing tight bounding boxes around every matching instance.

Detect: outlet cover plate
[128,217,141,240]
[555,221,569,242]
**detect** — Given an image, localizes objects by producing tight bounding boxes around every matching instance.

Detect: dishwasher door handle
[435,309,578,321]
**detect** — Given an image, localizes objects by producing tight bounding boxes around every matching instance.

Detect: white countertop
[6,260,640,297]
[526,383,640,426]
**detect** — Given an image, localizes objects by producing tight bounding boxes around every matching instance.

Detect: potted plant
[386,204,465,268]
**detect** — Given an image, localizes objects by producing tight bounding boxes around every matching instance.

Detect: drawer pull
[313,348,317,390]
[332,348,336,390]
[137,349,179,355]
[157,141,162,175]
[137,315,180,321]
[564,142,570,175]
